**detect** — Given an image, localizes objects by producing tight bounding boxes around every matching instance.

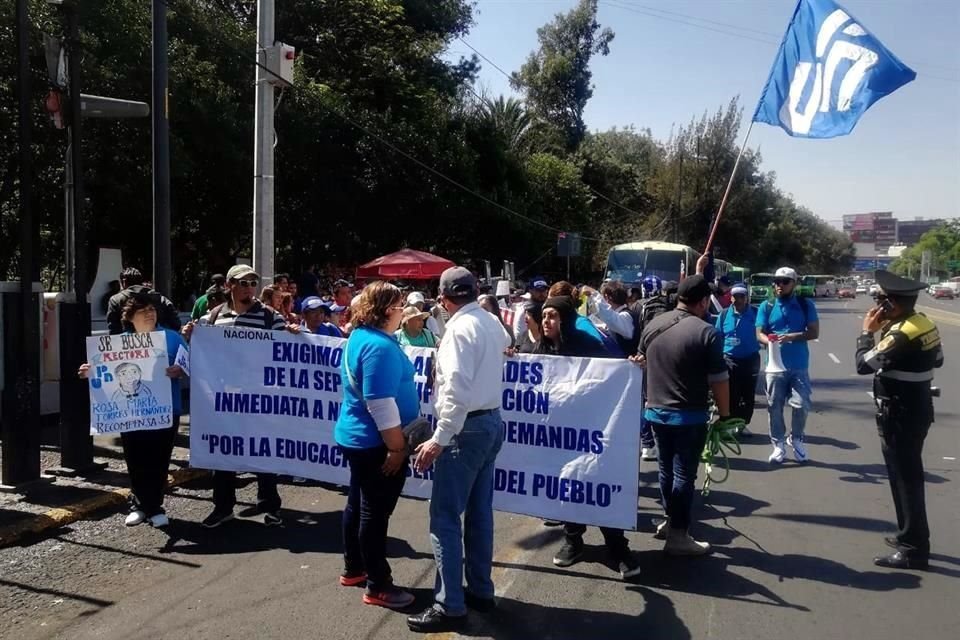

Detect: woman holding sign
[79,294,187,528]
[335,282,419,610]
[535,296,642,579]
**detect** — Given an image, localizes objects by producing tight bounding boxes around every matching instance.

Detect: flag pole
[703,120,755,254]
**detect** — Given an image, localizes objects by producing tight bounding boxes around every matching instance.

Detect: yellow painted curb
[0,467,208,547]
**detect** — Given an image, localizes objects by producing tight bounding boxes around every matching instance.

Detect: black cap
[876,270,926,297]
[677,275,712,303]
[439,266,478,297]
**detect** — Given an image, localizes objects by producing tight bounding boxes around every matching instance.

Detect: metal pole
[2,0,42,486]
[252,0,276,280]
[58,1,97,474]
[64,137,74,293]
[673,148,684,243]
[152,0,171,295]
[704,120,755,254]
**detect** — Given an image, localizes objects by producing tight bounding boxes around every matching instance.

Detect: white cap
[774,267,797,281]
[406,291,426,305]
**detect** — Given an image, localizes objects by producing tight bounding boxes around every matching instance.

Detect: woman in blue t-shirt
[78,294,187,529]
[335,281,419,610]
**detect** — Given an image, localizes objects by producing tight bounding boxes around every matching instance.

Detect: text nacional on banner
[189,326,643,530]
[85,331,174,435]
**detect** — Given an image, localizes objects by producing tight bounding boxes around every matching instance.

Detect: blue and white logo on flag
[753,0,916,138]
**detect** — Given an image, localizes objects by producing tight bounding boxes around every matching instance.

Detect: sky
[447,0,960,226]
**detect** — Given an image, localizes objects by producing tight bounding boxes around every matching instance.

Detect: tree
[891,222,960,279]
[511,0,613,150]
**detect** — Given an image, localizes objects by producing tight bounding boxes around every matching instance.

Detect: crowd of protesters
[82,255,827,632]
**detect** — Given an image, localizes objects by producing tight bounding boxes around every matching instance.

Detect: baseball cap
[731,282,749,296]
[407,291,426,305]
[324,302,347,314]
[530,277,549,290]
[439,266,477,297]
[774,267,797,281]
[677,274,712,303]
[226,264,258,281]
[301,296,326,312]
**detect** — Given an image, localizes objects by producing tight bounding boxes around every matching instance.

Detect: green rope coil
[700,418,745,496]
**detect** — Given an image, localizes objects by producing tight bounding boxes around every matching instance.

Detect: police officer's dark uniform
[856,270,943,569]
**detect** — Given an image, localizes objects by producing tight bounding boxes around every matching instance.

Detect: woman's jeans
[341,445,408,590]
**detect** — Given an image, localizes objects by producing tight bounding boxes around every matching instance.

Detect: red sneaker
[362,586,415,610]
[339,571,367,587]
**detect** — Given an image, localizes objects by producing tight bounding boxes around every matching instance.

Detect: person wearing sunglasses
[182,264,294,529]
[756,267,819,464]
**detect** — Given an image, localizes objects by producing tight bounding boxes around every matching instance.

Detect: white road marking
[944,457,956,461]
[828,353,841,364]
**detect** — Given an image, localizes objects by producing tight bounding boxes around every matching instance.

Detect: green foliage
[0,0,854,299]
[890,221,960,278]
[511,0,613,150]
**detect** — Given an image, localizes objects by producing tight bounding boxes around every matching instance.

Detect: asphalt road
[1,298,958,640]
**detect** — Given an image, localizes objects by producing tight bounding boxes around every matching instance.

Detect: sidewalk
[0,417,207,546]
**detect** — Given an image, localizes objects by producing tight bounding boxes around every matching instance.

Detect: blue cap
[531,278,549,290]
[301,296,326,312]
[323,302,347,313]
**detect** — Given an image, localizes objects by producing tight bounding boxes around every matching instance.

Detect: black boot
[873,550,929,570]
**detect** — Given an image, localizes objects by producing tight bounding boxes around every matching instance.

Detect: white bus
[809,275,838,297]
[604,241,729,284]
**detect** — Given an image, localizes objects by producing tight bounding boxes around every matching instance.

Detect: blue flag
[753,0,916,138]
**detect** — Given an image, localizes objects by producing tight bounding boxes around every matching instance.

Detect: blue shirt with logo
[755,296,818,370]
[335,326,420,449]
[715,304,760,359]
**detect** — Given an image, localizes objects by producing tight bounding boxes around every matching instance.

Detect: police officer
[856,270,943,569]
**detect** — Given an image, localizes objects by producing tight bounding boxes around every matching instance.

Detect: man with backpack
[756,267,820,464]
[636,276,670,460]
[183,264,295,528]
[715,283,760,436]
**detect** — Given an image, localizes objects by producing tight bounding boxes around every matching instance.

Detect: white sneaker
[148,513,170,528]
[125,510,147,527]
[653,518,670,540]
[768,446,786,464]
[791,438,808,463]
[641,446,658,461]
[664,531,711,556]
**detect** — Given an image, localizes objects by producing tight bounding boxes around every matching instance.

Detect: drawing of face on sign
[110,362,154,408]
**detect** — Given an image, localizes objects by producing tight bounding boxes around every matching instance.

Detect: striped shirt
[199,301,287,330]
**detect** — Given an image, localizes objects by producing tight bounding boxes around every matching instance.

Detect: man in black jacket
[107,268,181,335]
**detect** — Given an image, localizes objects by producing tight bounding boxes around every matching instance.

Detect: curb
[0,468,209,547]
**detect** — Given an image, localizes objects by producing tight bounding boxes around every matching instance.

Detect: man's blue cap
[301,296,325,312]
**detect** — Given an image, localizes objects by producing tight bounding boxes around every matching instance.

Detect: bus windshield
[606,249,685,282]
[751,274,774,286]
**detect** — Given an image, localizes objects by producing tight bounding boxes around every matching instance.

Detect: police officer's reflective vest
[856,312,944,422]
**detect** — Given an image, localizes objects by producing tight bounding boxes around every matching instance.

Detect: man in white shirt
[407,267,511,634]
[512,277,549,340]
[582,282,638,357]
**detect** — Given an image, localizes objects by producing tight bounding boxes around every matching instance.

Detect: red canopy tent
[355,249,455,281]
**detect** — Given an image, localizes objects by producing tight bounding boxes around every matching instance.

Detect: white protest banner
[85,331,174,435]
[189,326,352,485]
[190,327,642,529]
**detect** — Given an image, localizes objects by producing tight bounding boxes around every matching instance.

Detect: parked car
[932,287,954,300]
[838,287,856,299]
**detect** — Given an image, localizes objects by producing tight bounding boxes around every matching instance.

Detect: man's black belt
[467,408,496,419]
